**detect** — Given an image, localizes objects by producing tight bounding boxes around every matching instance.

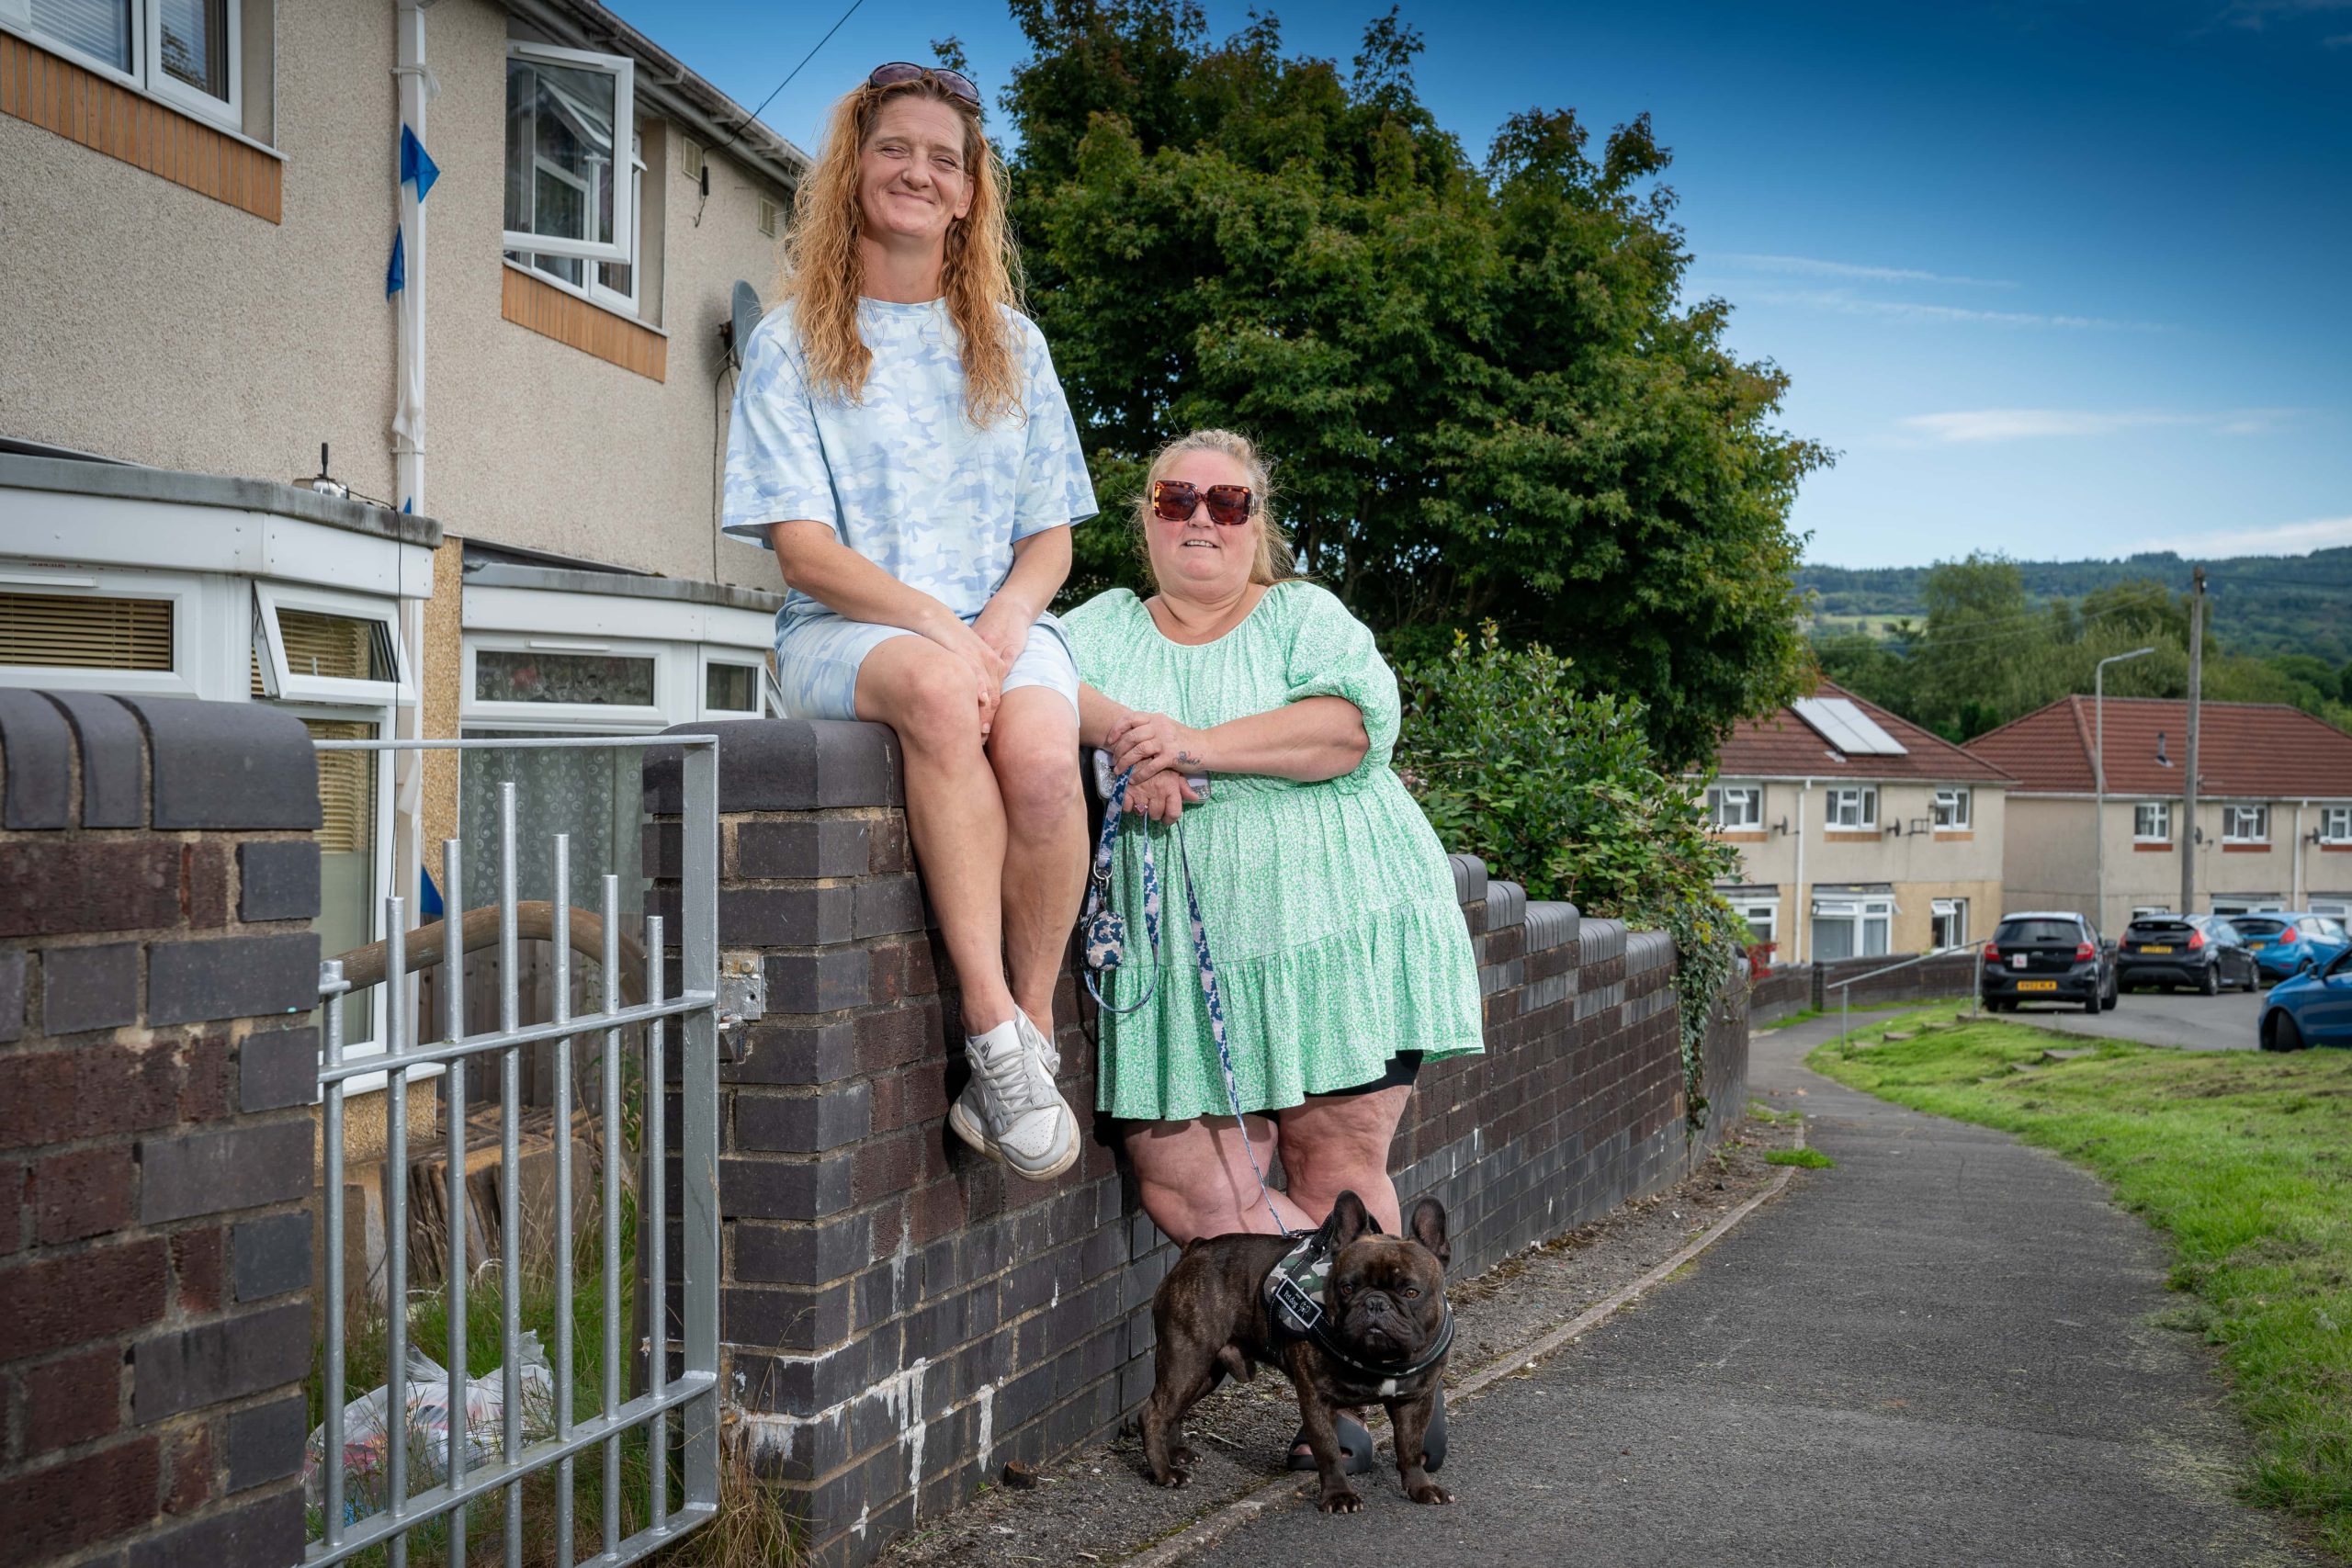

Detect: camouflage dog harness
[1262,1213,1457,1382]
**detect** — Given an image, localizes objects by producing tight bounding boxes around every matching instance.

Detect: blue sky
[616,1,2352,570]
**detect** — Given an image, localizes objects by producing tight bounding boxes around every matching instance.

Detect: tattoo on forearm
[1177,750,1203,768]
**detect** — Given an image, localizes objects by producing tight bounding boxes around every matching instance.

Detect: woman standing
[723,64,1095,1180]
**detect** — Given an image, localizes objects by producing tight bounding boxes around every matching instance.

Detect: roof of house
[1964,695,2352,798]
[1714,682,2013,784]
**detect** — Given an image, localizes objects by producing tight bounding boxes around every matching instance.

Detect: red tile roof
[1714,682,2014,784]
[1964,696,2352,798]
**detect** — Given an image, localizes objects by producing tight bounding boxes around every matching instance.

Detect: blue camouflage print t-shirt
[719,298,1098,628]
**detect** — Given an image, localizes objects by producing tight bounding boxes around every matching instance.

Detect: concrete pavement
[1182,1013,2323,1566]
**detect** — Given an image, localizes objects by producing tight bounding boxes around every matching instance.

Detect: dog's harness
[1262,1216,1457,1382]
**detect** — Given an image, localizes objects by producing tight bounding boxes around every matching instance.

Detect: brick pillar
[647,719,1148,1568]
[1,692,322,1568]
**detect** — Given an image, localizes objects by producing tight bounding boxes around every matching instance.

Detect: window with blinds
[301,718,377,856]
[277,609,397,683]
[0,592,174,671]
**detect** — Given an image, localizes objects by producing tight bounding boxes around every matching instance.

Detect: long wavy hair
[775,73,1025,426]
[1133,429,1302,591]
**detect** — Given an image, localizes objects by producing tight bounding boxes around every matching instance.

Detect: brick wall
[1747,951,1981,1027]
[1,692,322,1568]
[646,720,1748,1568]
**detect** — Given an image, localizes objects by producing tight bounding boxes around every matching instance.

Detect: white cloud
[1714,254,2014,288]
[1898,408,2295,443]
[2129,515,2352,557]
[1746,288,2165,331]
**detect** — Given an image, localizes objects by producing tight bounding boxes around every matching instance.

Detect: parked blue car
[2226,912,2352,983]
[2259,943,2352,1050]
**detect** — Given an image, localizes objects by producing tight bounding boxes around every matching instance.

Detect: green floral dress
[1062,582,1484,1122]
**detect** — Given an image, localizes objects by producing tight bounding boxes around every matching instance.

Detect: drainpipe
[1792,778,1814,965]
[390,2,439,967]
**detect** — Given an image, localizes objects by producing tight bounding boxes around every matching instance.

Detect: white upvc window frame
[1708,784,1762,829]
[509,126,646,318]
[2223,803,2271,844]
[463,632,672,735]
[1826,785,1878,829]
[282,701,407,1091]
[1811,894,1894,959]
[0,0,243,132]
[2319,805,2352,844]
[503,39,639,267]
[253,581,415,708]
[1732,899,1778,946]
[0,563,209,700]
[1931,897,1969,949]
[2134,801,2172,842]
[1933,786,1972,830]
[698,647,770,721]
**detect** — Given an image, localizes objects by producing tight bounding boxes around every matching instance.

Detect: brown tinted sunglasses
[868,62,980,106]
[1150,479,1255,526]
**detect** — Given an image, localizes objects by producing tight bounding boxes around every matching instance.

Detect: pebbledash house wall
[643,718,1752,1568]
[0,693,322,1568]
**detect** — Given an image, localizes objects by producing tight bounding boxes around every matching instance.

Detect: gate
[305,735,720,1567]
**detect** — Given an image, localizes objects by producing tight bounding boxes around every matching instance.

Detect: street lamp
[2097,646,2158,935]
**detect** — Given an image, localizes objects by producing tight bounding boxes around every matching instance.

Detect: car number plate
[2019,980,2059,992]
[2141,945,2173,953]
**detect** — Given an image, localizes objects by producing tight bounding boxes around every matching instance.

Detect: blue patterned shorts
[772,610,1080,722]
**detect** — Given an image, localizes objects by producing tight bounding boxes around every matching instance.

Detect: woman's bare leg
[1124,1116,1317,1245]
[854,637,1018,1032]
[1275,1085,1412,1235]
[986,686,1086,1033]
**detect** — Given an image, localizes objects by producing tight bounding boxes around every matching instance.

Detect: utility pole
[2181,565,2206,914]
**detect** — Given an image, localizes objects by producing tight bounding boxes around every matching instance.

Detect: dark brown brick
[173,1226,227,1314]
[183,841,231,929]
[0,1238,166,1362]
[0,840,183,938]
[21,1345,125,1455]
[735,1083,871,1154]
[224,1393,306,1492]
[177,1032,233,1122]
[126,1485,304,1568]
[0,1435,160,1562]
[31,1145,136,1245]
[0,946,22,1043]
[138,1121,311,1224]
[164,1422,213,1513]
[0,1157,21,1255]
[732,818,871,879]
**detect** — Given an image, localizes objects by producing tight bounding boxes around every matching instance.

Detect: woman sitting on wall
[1066,429,1484,1471]
[721,63,1095,1181]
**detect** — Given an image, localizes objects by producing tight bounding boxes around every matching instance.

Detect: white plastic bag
[304,1330,555,1519]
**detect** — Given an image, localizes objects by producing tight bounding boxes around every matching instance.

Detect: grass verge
[1808,1020,2352,1559]
[1764,1146,1836,1168]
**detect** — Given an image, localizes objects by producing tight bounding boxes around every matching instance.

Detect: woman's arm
[768,520,1009,694]
[1103,697,1370,784]
[972,525,1071,670]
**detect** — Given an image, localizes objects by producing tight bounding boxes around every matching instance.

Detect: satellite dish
[721,279,763,369]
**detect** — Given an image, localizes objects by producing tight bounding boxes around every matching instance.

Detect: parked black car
[1982,911,2118,1013]
[2118,914,2259,995]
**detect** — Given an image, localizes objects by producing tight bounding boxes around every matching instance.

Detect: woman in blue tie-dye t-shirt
[721,64,1095,1182]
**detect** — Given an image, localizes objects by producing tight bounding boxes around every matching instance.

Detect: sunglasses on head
[1150,479,1255,526]
[867,62,980,106]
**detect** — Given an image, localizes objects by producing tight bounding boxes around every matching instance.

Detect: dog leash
[1083,763,1291,1237]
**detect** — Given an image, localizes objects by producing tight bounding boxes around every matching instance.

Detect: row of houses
[1709,683,2352,963]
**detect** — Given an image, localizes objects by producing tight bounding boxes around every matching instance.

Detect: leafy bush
[1396,625,1747,1123]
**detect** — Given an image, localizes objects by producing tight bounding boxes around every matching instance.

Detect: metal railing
[305,735,719,1568]
[1831,942,1985,1044]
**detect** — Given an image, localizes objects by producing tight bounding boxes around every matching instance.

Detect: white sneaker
[948,1012,1079,1180]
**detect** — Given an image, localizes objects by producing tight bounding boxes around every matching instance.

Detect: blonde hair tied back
[1133,429,1300,590]
[774,74,1025,426]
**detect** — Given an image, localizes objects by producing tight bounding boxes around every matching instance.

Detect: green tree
[1005,1,1825,764]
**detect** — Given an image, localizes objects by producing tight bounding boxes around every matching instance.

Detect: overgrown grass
[1764,1146,1836,1168]
[1810,1021,2352,1558]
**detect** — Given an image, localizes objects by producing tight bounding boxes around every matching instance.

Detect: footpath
[1182,1014,2326,1567]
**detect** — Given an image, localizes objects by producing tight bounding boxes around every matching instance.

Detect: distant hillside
[1797,548,2352,663]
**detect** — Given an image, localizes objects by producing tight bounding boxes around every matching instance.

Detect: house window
[253,584,411,707]
[2320,806,2352,843]
[1707,784,1762,829]
[1931,897,1968,949]
[2134,801,2172,842]
[1811,895,1894,960]
[758,197,780,238]
[0,589,173,671]
[2223,804,2270,843]
[1933,787,1972,829]
[1732,899,1778,946]
[1826,786,1878,829]
[503,41,639,311]
[703,654,763,715]
[3,0,243,129]
[302,716,390,1052]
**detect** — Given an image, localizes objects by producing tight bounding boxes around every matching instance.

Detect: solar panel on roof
[1792,696,1910,756]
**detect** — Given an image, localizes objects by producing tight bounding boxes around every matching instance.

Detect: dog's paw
[1408,1479,1453,1506]
[1317,1485,1363,1514]
[1157,1466,1193,1489]
[1170,1444,1196,1472]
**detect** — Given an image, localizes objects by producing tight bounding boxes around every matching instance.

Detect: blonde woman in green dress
[1064,429,1485,1249]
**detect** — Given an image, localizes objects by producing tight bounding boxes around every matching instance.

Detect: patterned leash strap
[1080,765,1161,1014]
[1173,824,1293,1238]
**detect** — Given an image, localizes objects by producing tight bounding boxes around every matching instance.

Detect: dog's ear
[1325,1190,1376,1247]
[1408,1197,1452,1270]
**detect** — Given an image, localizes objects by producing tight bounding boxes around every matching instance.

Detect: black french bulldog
[1140,1190,1454,1513]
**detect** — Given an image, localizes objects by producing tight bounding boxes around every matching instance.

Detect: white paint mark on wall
[974,1382,996,1475]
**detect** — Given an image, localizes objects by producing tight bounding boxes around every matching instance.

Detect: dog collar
[1306,1306,1455,1384]
[1263,1228,1453,1382]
